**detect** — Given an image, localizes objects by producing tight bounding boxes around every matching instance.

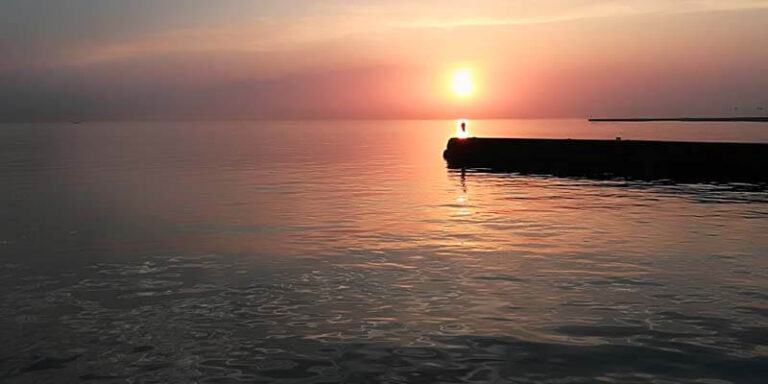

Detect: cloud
[400,0,768,29]
[55,0,768,68]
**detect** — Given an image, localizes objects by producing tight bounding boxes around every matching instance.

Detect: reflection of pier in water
[448,166,768,207]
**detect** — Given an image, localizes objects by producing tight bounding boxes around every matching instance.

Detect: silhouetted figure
[461,121,466,133]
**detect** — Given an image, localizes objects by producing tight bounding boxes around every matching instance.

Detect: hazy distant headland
[589,117,768,122]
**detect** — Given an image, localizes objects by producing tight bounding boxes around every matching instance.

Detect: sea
[1,119,767,383]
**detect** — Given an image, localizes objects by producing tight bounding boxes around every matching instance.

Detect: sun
[451,69,474,97]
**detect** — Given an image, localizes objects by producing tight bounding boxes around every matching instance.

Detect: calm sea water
[1,119,767,383]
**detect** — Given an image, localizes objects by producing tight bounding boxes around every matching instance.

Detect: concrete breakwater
[443,137,768,182]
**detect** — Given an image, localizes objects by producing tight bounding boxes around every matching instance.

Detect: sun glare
[451,69,474,97]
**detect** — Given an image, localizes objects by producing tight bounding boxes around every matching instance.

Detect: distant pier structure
[589,117,768,122]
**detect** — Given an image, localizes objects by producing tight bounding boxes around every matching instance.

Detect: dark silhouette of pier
[443,137,768,182]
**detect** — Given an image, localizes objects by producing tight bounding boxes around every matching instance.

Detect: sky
[1,0,767,121]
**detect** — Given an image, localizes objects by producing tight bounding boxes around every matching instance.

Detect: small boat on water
[443,137,768,182]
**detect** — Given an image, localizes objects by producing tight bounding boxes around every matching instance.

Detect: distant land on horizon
[589,117,768,122]
[2,116,768,124]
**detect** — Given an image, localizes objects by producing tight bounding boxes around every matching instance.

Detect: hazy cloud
[0,0,766,121]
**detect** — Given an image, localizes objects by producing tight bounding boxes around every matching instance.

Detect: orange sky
[0,0,766,121]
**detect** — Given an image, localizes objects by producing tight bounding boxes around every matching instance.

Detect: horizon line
[3,115,768,124]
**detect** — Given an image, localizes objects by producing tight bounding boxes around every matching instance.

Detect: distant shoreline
[589,117,768,122]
